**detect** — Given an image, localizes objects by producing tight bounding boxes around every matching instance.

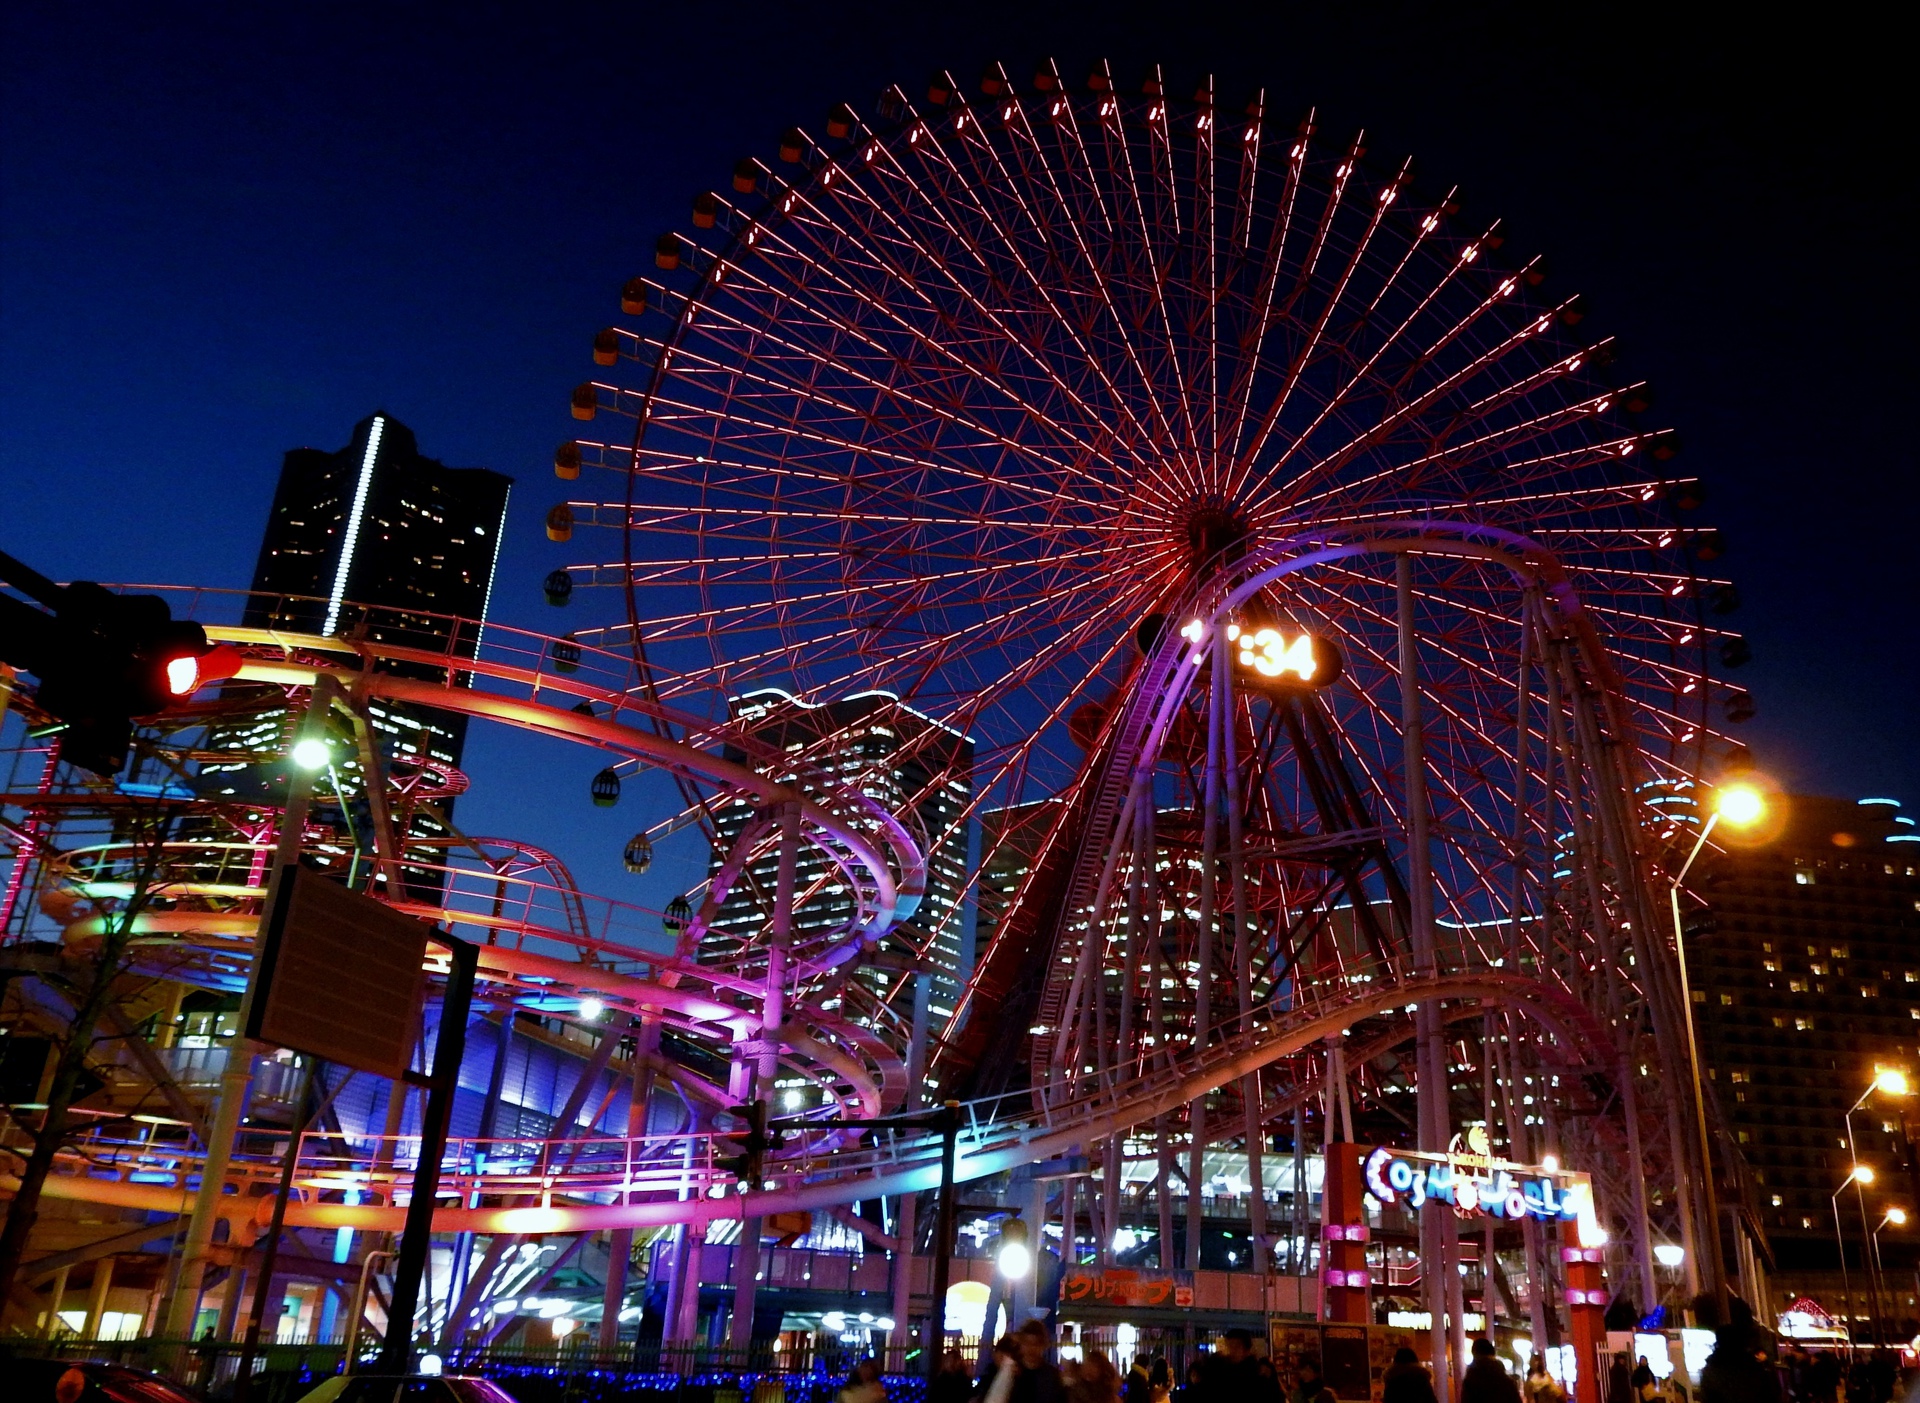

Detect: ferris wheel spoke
[1231,140,1407,501]
[834,135,1192,500]
[1023,85,1213,482]
[1279,372,1618,517]
[960,116,1213,495]
[868,110,1174,478]
[728,183,1171,502]
[1254,248,1559,508]
[616,305,1128,508]
[1224,180,1459,501]
[631,389,1122,518]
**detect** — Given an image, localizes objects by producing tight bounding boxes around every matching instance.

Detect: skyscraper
[700,689,973,1031]
[1686,793,1920,1311]
[202,413,511,882]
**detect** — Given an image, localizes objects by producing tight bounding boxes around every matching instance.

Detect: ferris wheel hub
[1180,495,1252,577]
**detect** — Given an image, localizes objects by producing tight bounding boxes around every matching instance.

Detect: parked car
[12,1358,206,1403]
[293,1376,519,1403]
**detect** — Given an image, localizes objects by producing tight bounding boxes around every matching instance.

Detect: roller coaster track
[8,959,1606,1238]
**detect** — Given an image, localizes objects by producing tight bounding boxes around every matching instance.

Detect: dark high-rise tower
[203,414,510,883]
[1686,793,1920,1324]
[244,411,510,658]
[701,689,974,1035]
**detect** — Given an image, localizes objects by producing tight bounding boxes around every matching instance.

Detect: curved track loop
[17,961,1598,1234]
[35,598,927,1125]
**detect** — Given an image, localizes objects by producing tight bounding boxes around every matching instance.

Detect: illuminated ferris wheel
[552,58,1752,1301]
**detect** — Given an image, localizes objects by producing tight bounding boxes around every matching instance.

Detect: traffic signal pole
[925,1101,960,1382]
[160,678,339,1341]
[375,936,478,1376]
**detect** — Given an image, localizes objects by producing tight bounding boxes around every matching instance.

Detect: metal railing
[0,1336,933,1402]
[27,956,1587,1227]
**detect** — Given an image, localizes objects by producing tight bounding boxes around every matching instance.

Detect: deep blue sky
[3,3,1914,899]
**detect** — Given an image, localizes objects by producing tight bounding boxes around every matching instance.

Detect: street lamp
[1874,1207,1907,1282]
[1844,1073,1912,1349]
[1834,1166,1877,1347]
[996,1213,1033,1280]
[1669,782,1767,1316]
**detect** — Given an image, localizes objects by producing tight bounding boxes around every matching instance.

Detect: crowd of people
[853,1320,1287,1402]
[835,1312,1920,1403]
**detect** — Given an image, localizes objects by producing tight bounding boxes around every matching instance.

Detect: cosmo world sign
[1362,1129,1603,1242]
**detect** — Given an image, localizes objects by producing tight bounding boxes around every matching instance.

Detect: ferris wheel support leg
[1219,668,1269,1265]
[1185,636,1228,1271]
[1156,1117,1176,1270]
[161,677,338,1342]
[1397,555,1458,1395]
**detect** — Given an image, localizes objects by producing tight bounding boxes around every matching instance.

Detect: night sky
[4,4,1913,900]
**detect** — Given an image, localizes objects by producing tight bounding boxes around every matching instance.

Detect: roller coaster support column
[375,934,477,1375]
[1561,1221,1607,1401]
[162,677,338,1340]
[728,802,799,1351]
[598,1017,658,1351]
[1397,557,1458,1397]
[1320,1144,1369,1324]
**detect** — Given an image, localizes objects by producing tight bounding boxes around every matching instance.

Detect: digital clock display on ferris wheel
[1179,618,1344,688]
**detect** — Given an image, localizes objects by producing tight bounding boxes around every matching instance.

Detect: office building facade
[701,689,973,1032]
[202,413,511,885]
[1687,794,1920,1298]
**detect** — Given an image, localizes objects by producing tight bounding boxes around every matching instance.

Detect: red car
[11,1359,206,1403]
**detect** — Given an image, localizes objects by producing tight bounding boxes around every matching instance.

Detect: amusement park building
[1686,794,1920,1311]
[701,689,974,1030]
[199,413,511,885]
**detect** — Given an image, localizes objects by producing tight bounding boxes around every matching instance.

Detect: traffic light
[0,549,239,776]
[715,1098,774,1187]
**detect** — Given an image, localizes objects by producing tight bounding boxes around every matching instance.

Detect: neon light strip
[324,415,384,636]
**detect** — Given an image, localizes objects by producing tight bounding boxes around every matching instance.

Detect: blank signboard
[248,864,429,1079]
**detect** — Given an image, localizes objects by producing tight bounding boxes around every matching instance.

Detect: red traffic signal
[1,548,242,775]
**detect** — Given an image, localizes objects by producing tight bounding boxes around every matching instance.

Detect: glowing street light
[996,1214,1032,1280]
[1653,1243,1687,1269]
[1714,783,1766,826]
[1885,1208,1909,1227]
[577,996,605,1022]
[1845,1071,1912,1348]
[1669,779,1768,1315]
[289,737,332,770]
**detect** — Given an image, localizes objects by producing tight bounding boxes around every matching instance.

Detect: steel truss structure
[551,56,1754,1371]
[0,58,1760,1377]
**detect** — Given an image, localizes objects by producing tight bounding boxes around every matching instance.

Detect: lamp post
[1668,782,1765,1320]
[1844,1070,1909,1349]
[1873,1207,1907,1282]
[1833,1165,1875,1346]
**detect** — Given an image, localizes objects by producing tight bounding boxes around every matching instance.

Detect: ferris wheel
[554,57,1749,1003]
